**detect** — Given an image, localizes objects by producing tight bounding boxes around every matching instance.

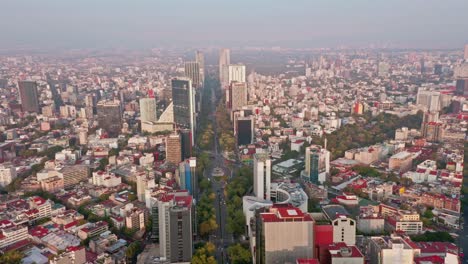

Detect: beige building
[256,205,314,264]
[388,151,413,173]
[0,163,16,187]
[40,176,64,193]
[166,133,182,165]
[61,165,90,188]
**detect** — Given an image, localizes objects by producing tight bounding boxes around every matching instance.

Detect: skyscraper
[172,78,196,145]
[139,97,157,123]
[180,129,192,160]
[195,50,205,86]
[184,61,201,88]
[18,80,40,113]
[255,204,315,263]
[178,158,197,197]
[157,194,193,262]
[253,153,271,200]
[96,99,121,137]
[305,145,330,185]
[166,133,182,165]
[464,44,468,61]
[228,64,246,83]
[236,116,254,146]
[219,48,230,87]
[229,82,247,110]
[416,88,441,112]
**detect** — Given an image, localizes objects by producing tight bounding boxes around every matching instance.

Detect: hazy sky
[2,0,468,50]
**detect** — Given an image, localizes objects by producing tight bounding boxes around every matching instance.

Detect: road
[202,76,234,263]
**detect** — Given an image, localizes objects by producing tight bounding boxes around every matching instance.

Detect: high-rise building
[456,79,468,96]
[195,51,205,86]
[166,133,182,165]
[219,48,230,86]
[255,204,315,263]
[180,129,192,160]
[253,153,271,200]
[304,145,330,185]
[228,64,246,84]
[184,61,201,88]
[464,44,468,61]
[139,98,157,123]
[136,172,155,202]
[416,88,441,112]
[158,194,193,262]
[236,116,254,146]
[0,163,16,187]
[178,158,197,197]
[96,99,122,137]
[229,82,247,110]
[18,80,40,113]
[172,78,196,145]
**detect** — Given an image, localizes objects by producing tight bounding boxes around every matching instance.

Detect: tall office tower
[139,97,157,123]
[180,129,192,160]
[255,204,315,264]
[228,64,246,84]
[253,153,271,200]
[229,82,247,110]
[464,44,468,61]
[305,145,330,185]
[178,158,197,196]
[18,80,40,113]
[219,48,230,86]
[456,79,468,96]
[416,88,441,112]
[136,173,155,202]
[166,133,182,165]
[420,58,425,75]
[158,194,193,262]
[96,99,122,137]
[455,64,468,96]
[434,64,443,75]
[184,61,201,88]
[172,78,196,145]
[236,116,254,146]
[195,51,205,85]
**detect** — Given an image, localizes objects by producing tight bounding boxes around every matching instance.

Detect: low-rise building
[388,151,414,173]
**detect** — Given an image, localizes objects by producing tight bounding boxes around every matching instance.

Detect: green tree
[125,241,142,263]
[423,209,434,219]
[97,157,109,171]
[227,244,252,264]
[192,242,217,264]
[0,250,24,264]
[411,231,454,243]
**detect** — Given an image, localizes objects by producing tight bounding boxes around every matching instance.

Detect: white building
[416,88,441,112]
[370,237,414,264]
[140,98,157,123]
[253,153,271,200]
[92,171,122,187]
[0,163,16,187]
[219,49,230,87]
[0,220,29,249]
[228,64,246,84]
[323,205,356,245]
